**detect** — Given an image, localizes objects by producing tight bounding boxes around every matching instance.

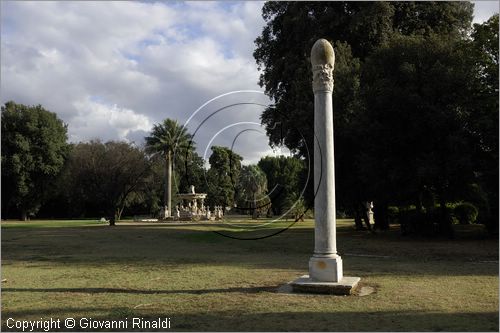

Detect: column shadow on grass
[2,285,277,295]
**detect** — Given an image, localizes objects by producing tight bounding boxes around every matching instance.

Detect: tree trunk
[354,209,364,230]
[252,192,257,219]
[116,205,124,221]
[166,151,172,218]
[438,191,454,239]
[486,192,499,235]
[20,209,27,221]
[374,201,389,230]
[353,202,364,230]
[416,189,423,214]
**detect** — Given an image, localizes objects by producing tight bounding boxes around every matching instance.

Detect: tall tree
[236,164,268,218]
[254,1,474,229]
[175,151,207,195]
[206,146,242,208]
[391,1,473,38]
[1,101,69,220]
[257,155,305,215]
[360,33,477,234]
[145,119,194,218]
[468,14,499,233]
[255,2,473,155]
[63,140,150,221]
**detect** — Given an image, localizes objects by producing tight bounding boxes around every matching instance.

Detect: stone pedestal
[291,275,360,295]
[309,255,343,282]
[289,39,359,295]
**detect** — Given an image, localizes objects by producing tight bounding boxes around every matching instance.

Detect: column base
[290,275,360,295]
[309,255,343,282]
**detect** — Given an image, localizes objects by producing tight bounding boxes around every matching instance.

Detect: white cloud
[3,1,494,166]
[1,0,274,164]
[71,98,152,143]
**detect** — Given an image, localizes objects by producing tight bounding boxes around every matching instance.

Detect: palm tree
[145,119,193,218]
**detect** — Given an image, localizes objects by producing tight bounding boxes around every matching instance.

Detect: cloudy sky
[1,1,498,164]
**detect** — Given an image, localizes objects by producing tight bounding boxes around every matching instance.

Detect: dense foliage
[454,202,479,225]
[257,155,306,216]
[1,101,69,220]
[60,141,150,220]
[236,164,269,218]
[254,2,498,235]
[205,146,243,208]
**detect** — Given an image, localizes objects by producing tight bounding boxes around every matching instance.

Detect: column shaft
[313,91,337,256]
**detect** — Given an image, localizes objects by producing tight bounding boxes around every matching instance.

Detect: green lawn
[1,218,498,331]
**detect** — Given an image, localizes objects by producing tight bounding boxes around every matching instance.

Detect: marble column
[308,39,343,282]
[289,39,359,294]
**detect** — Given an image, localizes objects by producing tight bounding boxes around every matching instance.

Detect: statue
[164,205,169,219]
[366,201,374,225]
[214,206,223,219]
[190,185,195,194]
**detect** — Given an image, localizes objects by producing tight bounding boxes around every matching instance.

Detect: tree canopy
[257,155,306,215]
[254,1,497,234]
[62,140,150,220]
[1,101,69,220]
[236,164,269,218]
[206,146,243,208]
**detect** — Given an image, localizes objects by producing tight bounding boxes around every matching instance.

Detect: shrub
[454,202,479,225]
[464,183,491,224]
[387,206,399,224]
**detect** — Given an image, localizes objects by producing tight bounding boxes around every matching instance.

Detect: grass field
[1,218,498,331]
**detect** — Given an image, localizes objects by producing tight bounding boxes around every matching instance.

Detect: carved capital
[312,63,334,93]
[311,39,335,93]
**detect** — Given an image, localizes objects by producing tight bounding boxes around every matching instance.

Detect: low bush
[454,202,479,225]
[387,206,399,224]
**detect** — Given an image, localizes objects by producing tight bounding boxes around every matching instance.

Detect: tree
[236,165,268,218]
[257,155,305,215]
[391,1,473,38]
[283,191,307,221]
[130,153,164,218]
[468,14,499,233]
[255,2,473,154]
[145,119,194,218]
[1,101,69,220]
[175,151,207,195]
[63,140,149,221]
[254,1,475,230]
[360,34,477,235]
[206,146,242,209]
